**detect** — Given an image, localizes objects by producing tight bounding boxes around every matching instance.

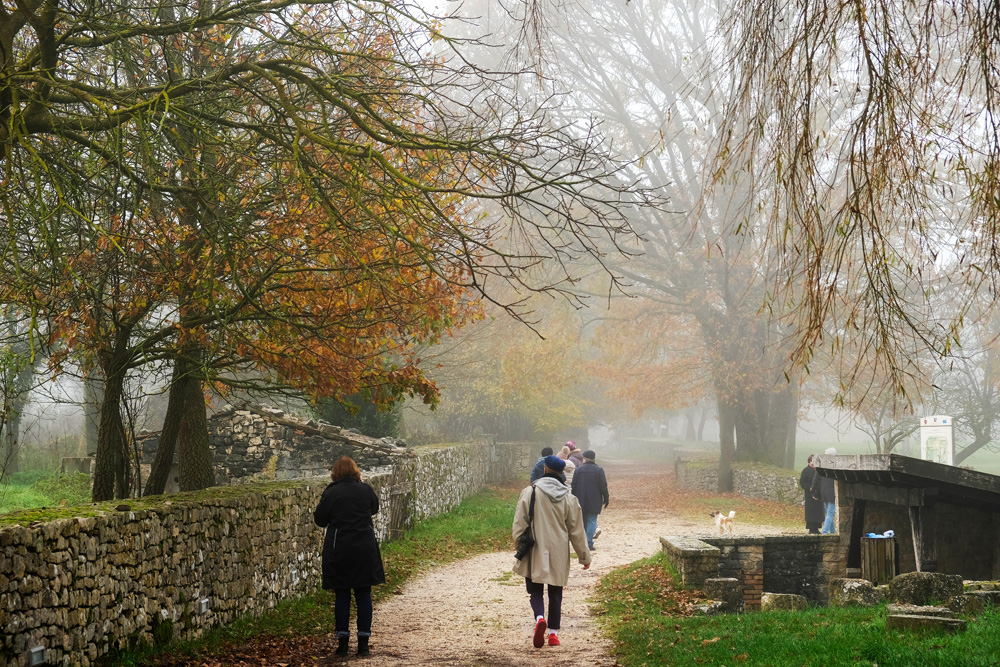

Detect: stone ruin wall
[0,440,536,667]
[675,460,803,505]
[136,405,400,491]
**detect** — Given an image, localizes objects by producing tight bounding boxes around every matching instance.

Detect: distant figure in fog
[558,446,576,486]
[314,456,385,657]
[571,450,609,551]
[566,441,585,470]
[799,454,823,534]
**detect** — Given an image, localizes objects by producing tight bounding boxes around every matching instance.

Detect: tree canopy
[0,0,662,498]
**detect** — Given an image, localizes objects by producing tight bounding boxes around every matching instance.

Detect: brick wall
[661,535,844,609]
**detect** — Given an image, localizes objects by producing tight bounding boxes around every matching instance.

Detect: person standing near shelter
[314,456,386,657]
[571,450,609,551]
[512,455,591,649]
[809,447,838,534]
[799,454,824,534]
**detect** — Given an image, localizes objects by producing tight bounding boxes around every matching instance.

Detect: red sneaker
[548,633,561,647]
[533,618,547,648]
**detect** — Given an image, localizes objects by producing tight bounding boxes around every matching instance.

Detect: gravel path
[332,459,798,667]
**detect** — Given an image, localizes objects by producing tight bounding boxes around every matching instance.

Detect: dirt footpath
[347,459,797,667]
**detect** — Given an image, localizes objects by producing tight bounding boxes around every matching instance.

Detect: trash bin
[861,537,898,584]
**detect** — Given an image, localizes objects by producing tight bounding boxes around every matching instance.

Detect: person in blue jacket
[530,447,555,483]
[314,456,386,657]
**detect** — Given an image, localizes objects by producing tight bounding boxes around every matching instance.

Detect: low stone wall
[675,459,802,505]
[660,534,844,609]
[0,440,534,667]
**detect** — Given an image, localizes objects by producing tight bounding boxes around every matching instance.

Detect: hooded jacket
[511,475,591,587]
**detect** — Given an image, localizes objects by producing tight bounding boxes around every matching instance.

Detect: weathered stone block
[704,578,743,613]
[889,572,964,606]
[885,614,967,633]
[761,592,807,611]
[886,603,954,618]
[829,578,886,607]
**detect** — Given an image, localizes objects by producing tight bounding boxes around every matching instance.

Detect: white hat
[824,447,837,455]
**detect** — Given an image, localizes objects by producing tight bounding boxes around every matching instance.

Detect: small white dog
[710,510,736,534]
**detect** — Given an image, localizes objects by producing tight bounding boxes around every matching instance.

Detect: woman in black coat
[799,455,824,534]
[314,456,386,657]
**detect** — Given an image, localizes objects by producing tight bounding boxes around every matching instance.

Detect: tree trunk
[143,360,188,496]
[767,382,798,468]
[177,372,215,491]
[684,408,697,441]
[734,394,764,462]
[92,371,126,501]
[717,397,736,493]
[83,370,104,457]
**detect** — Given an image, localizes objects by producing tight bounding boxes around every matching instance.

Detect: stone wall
[0,440,534,667]
[675,459,803,505]
[137,405,403,490]
[660,534,844,609]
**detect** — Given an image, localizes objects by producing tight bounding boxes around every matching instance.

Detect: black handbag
[514,486,537,560]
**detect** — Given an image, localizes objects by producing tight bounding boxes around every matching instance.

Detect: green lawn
[0,471,91,514]
[595,553,1000,667]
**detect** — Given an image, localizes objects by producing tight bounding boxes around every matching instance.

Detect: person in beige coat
[512,455,592,649]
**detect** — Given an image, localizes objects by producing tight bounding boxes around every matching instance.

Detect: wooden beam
[844,482,936,507]
[909,503,938,573]
[847,498,867,569]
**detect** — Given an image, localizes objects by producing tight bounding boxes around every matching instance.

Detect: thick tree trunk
[143,360,188,496]
[177,372,215,492]
[768,382,798,468]
[92,371,126,501]
[734,394,764,462]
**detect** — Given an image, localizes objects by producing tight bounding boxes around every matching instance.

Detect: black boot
[335,636,349,656]
[357,636,370,657]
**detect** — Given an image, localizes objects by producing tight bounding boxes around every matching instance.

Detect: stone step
[885,614,967,633]
[886,604,954,618]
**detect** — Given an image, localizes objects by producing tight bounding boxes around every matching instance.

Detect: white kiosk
[920,415,955,466]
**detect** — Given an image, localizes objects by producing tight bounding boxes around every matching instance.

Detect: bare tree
[715,0,993,396]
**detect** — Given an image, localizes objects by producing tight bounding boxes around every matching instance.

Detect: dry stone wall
[0,440,534,667]
[675,459,803,505]
[137,405,400,488]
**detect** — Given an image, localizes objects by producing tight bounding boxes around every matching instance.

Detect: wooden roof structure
[814,453,1000,573]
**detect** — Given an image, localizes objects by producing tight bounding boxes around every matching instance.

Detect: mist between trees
[4,0,1000,500]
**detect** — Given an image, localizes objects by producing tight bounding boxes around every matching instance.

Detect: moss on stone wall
[0,440,535,667]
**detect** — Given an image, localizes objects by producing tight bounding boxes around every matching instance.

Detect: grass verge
[109,481,521,665]
[595,553,1000,667]
[0,471,92,515]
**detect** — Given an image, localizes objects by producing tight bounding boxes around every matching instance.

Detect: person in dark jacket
[809,448,838,534]
[570,450,609,551]
[530,447,555,483]
[314,455,386,657]
[799,455,824,534]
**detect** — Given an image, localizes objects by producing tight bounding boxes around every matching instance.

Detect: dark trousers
[526,578,563,630]
[335,587,373,637]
